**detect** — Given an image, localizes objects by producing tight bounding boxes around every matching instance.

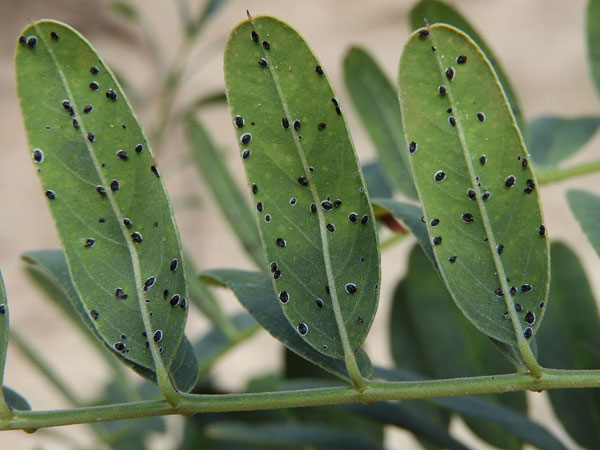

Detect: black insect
[282,117,290,129]
[408,141,417,154]
[240,133,252,144]
[251,30,259,42]
[273,270,281,280]
[331,97,339,106]
[298,176,308,186]
[180,298,187,309]
[418,29,429,37]
[27,36,37,48]
[276,238,286,248]
[335,106,341,115]
[495,288,504,296]
[50,31,59,40]
[265,214,271,222]
[457,55,467,64]
[515,303,522,312]
[445,67,455,80]
[297,323,308,335]
[348,212,358,223]
[279,291,289,304]
[345,283,357,294]
[106,89,118,100]
[123,218,132,228]
[45,190,56,200]
[153,330,162,343]
[477,112,486,122]
[438,85,447,96]
[144,276,156,292]
[318,122,326,130]
[151,165,160,178]
[539,225,546,236]
[361,214,369,224]
[72,118,79,129]
[448,116,456,126]
[170,259,178,271]
[430,218,440,226]
[32,148,43,163]
[84,238,95,248]
[62,99,71,110]
[523,328,533,339]
[434,171,446,182]
[115,288,128,300]
[479,155,487,165]
[110,180,119,192]
[326,223,335,232]
[432,236,442,245]
[522,158,528,168]
[467,189,476,200]
[262,41,270,50]
[521,283,532,293]
[310,203,317,213]
[497,244,504,255]
[315,65,323,75]
[131,232,143,243]
[135,144,143,153]
[482,192,491,201]
[316,298,324,308]
[505,175,516,188]
[333,199,342,207]
[258,58,268,67]
[242,149,251,160]
[256,202,263,212]
[89,81,99,91]
[90,309,99,320]
[87,132,95,142]
[234,115,244,128]
[114,342,125,351]
[448,256,457,263]
[83,104,93,114]
[116,150,128,160]
[170,294,180,307]
[321,200,333,211]
[525,311,536,324]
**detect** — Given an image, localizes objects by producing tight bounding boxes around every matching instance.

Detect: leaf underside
[567,189,600,257]
[200,269,372,381]
[22,250,198,392]
[224,16,380,358]
[15,21,188,372]
[399,25,549,344]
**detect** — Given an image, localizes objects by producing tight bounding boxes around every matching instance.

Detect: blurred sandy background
[0,0,598,448]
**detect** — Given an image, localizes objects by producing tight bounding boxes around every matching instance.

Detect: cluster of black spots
[282,117,290,129]
[289,198,297,206]
[438,85,447,96]
[418,29,429,38]
[479,155,487,165]
[448,116,456,126]
[515,303,522,312]
[461,213,474,223]
[361,214,369,224]
[521,283,532,293]
[84,238,95,248]
[273,270,281,280]
[326,223,335,232]
[457,55,467,64]
[110,179,119,192]
[521,158,528,168]
[298,176,308,186]
[242,149,251,159]
[279,291,289,304]
[539,225,546,237]
[497,243,504,255]
[482,192,491,201]
[251,30,259,42]
[504,175,516,188]
[258,57,268,67]
[170,259,179,271]
[32,148,43,163]
[87,132,95,142]
[122,218,132,228]
[115,288,128,300]
[445,67,455,80]
[131,232,143,243]
[321,200,333,211]
[144,276,156,292]
[525,311,536,325]
[116,150,128,161]
[467,189,476,200]
[297,323,308,336]
[106,88,118,100]
[234,115,245,128]
[495,288,504,297]
[430,218,440,227]
[262,41,270,50]
[523,327,533,339]
[345,283,357,294]
[432,236,442,246]
[265,214,271,222]
[434,170,446,182]
[240,133,252,144]
[83,104,93,114]
[276,237,286,248]
[292,119,301,131]
[170,294,180,307]
[408,141,418,154]
[96,185,106,196]
[318,122,326,130]
[72,118,80,129]
[90,81,99,91]
[256,202,263,212]
[45,190,56,200]
[524,179,535,194]
[448,255,457,263]
[90,309,99,320]
[310,203,317,213]
[348,212,358,223]
[510,286,517,296]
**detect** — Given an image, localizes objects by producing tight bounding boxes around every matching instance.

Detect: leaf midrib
[35,22,167,372]
[251,18,356,361]
[428,26,527,345]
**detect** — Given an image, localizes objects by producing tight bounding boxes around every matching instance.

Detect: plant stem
[3,368,600,431]
[537,160,600,185]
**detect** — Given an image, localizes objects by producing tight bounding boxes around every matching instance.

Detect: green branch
[3,369,600,431]
[537,160,600,185]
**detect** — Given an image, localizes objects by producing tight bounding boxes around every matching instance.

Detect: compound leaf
[15,21,188,376]
[224,16,380,359]
[399,24,549,345]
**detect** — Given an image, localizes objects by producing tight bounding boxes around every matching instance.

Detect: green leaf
[390,245,527,449]
[109,1,139,21]
[376,367,567,450]
[537,242,600,449]
[205,422,385,450]
[15,21,188,378]
[200,269,372,381]
[587,0,600,98]
[22,249,198,392]
[528,116,600,167]
[186,117,264,267]
[567,189,600,256]
[362,163,393,199]
[224,16,380,360]
[2,387,31,411]
[194,313,259,376]
[398,24,549,346]
[410,0,526,136]
[0,272,9,414]
[372,199,434,267]
[344,47,417,199]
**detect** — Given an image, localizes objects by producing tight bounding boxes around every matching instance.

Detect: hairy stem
[2,369,600,431]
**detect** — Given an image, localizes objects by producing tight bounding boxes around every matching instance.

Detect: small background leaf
[0,272,9,413]
[567,189,600,256]
[528,116,600,167]
[2,387,31,411]
[399,24,549,344]
[200,269,372,381]
[362,163,394,199]
[224,16,380,358]
[344,47,417,199]
[15,20,188,373]
[587,0,600,97]
[537,242,600,449]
